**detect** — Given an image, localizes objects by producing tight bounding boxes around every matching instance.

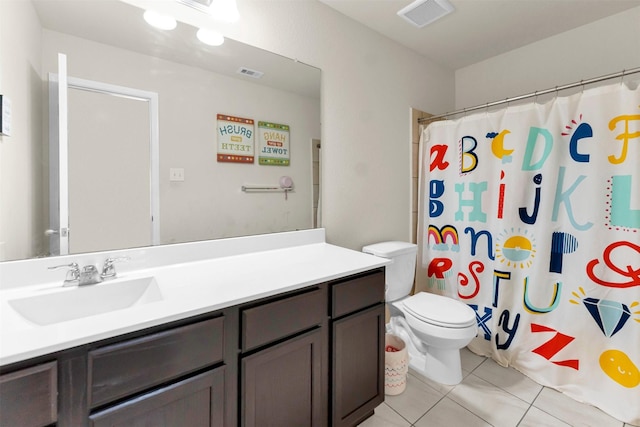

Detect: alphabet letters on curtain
[419,82,640,425]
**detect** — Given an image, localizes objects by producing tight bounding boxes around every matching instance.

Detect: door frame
[48,63,160,255]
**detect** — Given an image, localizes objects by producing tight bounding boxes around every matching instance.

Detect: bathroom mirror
[0,0,321,262]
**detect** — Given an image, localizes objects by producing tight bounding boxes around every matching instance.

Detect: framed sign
[258,121,290,166]
[217,114,254,163]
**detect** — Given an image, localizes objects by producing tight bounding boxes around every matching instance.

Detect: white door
[48,54,160,255]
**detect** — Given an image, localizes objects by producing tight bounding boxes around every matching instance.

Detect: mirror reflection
[0,0,321,262]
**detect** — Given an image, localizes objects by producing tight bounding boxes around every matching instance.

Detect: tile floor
[360,347,638,427]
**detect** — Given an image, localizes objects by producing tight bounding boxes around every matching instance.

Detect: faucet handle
[101,256,130,280]
[48,262,81,286]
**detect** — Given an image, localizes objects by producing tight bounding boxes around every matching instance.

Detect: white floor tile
[519,407,571,427]
[357,403,411,427]
[448,374,530,427]
[414,397,492,427]
[372,348,633,427]
[408,368,456,395]
[460,346,487,373]
[383,373,444,424]
[533,387,624,427]
[472,358,543,403]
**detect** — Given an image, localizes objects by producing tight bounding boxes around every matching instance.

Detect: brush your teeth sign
[217,114,254,163]
[258,121,290,166]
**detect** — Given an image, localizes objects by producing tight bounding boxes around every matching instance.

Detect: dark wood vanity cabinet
[237,269,385,427]
[330,271,386,427]
[239,287,327,427]
[0,267,385,427]
[0,311,235,427]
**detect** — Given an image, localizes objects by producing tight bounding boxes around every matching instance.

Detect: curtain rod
[418,67,640,124]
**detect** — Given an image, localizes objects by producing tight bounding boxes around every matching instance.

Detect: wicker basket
[384,334,408,395]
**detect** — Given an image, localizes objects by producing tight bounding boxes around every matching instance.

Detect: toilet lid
[403,293,476,328]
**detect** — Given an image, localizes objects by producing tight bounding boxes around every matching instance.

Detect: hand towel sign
[216,114,290,166]
[258,121,290,166]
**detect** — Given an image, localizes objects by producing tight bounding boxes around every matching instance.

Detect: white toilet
[362,241,477,385]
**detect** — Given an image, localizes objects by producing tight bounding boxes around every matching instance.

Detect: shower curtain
[417,81,639,424]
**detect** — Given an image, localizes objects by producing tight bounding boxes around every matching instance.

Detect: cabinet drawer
[242,287,325,351]
[0,361,57,427]
[331,270,385,318]
[90,367,225,427]
[89,316,224,408]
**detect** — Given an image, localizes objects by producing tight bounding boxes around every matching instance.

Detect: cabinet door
[89,367,225,427]
[332,304,385,427]
[242,329,324,427]
[0,361,57,427]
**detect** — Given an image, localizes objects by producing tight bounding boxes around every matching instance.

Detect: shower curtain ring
[534,91,538,104]
[580,80,585,93]
[621,69,626,86]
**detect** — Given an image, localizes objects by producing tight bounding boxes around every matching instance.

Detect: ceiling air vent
[189,0,214,6]
[237,67,264,79]
[175,0,214,12]
[397,0,455,28]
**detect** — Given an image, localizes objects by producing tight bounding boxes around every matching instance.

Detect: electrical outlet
[169,168,185,182]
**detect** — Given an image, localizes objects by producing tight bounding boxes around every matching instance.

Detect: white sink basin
[8,277,163,326]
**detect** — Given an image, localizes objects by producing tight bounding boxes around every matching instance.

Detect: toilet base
[407,346,463,385]
[387,316,465,385]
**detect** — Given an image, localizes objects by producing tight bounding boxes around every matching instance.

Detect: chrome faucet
[101,256,130,280]
[49,262,103,286]
[49,256,130,286]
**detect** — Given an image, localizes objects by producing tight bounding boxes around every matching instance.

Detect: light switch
[169,168,185,182]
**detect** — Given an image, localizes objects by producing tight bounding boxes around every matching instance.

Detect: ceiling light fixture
[143,10,178,30]
[197,28,225,46]
[397,0,455,28]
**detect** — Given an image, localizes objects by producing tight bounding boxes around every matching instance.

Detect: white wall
[223,0,455,250]
[455,6,640,109]
[0,0,44,261]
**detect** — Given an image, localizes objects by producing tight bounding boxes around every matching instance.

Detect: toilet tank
[362,241,417,302]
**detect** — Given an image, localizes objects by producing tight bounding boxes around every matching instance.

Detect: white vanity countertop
[0,237,389,366]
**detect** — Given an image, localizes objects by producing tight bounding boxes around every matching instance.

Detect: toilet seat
[403,292,476,328]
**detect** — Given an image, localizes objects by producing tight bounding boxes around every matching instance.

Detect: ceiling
[319,0,640,70]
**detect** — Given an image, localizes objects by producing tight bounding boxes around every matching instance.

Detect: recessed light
[197,28,225,46]
[143,10,177,30]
